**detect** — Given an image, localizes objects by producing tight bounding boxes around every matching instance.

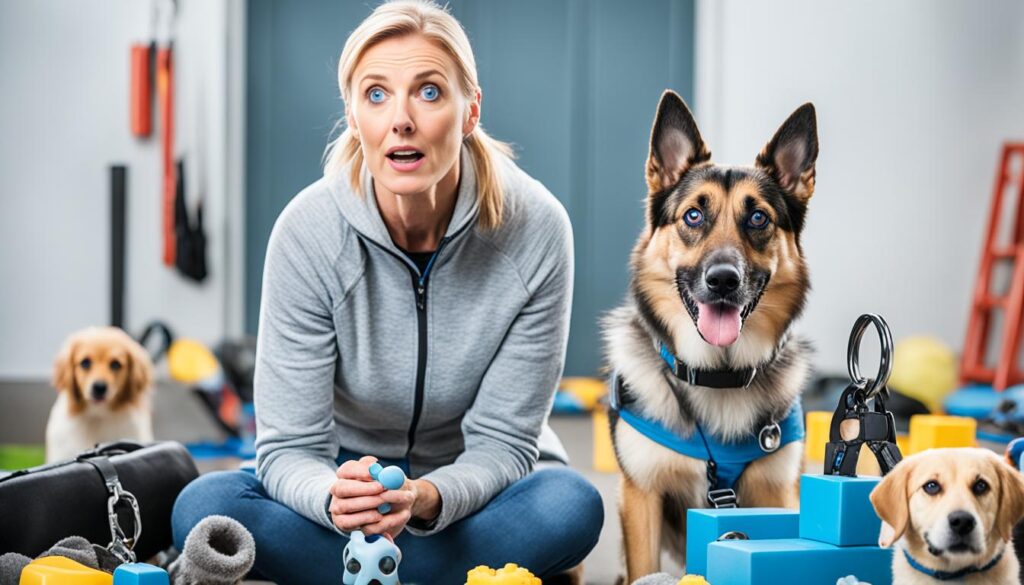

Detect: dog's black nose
[91,381,108,400]
[705,263,741,295]
[948,511,976,536]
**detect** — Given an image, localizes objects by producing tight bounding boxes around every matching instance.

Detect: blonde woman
[171,1,603,583]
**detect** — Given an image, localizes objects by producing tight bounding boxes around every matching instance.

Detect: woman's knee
[171,471,265,550]
[525,467,605,556]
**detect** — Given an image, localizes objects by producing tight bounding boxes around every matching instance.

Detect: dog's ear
[646,90,710,196]
[756,103,818,203]
[995,457,1024,541]
[52,335,78,395]
[871,458,914,547]
[125,335,154,398]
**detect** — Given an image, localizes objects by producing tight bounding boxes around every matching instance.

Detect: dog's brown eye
[973,479,990,496]
[923,480,942,495]
[79,358,92,370]
[110,359,122,371]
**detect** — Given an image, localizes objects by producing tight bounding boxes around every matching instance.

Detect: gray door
[246,0,695,376]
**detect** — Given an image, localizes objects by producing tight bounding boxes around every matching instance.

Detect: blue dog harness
[610,343,804,508]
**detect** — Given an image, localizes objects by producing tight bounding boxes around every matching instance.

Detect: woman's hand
[329,456,419,538]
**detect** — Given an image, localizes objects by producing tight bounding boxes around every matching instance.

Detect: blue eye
[420,84,440,101]
[747,210,769,229]
[368,88,386,104]
[683,208,704,227]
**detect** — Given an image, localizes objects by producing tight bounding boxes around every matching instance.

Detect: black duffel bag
[0,441,198,561]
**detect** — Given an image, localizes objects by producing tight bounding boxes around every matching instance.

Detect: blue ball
[377,466,406,490]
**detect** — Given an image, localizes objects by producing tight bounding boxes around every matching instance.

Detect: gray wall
[0,0,246,379]
[245,0,696,377]
[695,0,1024,374]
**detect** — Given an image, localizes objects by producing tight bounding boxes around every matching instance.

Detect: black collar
[658,342,757,388]
[902,547,1005,581]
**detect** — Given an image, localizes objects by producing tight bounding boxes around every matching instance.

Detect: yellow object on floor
[19,556,112,585]
[889,336,958,413]
[908,415,976,454]
[678,576,710,585]
[465,563,540,585]
[559,377,607,411]
[592,408,619,473]
[167,338,220,384]
[804,411,831,462]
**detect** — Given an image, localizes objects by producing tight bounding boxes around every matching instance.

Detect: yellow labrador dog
[871,448,1024,584]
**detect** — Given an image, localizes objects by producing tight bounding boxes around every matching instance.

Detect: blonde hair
[324,0,514,230]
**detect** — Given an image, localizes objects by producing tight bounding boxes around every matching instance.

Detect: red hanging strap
[157,44,175,266]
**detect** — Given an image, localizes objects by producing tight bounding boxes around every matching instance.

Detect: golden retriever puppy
[870,448,1024,584]
[46,326,154,463]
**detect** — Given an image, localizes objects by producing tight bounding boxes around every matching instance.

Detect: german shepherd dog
[603,90,818,581]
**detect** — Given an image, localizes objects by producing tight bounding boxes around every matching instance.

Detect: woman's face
[349,34,479,197]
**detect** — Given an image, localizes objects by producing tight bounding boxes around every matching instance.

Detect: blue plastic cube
[685,507,799,575]
[799,474,881,546]
[706,538,892,585]
[113,563,169,585]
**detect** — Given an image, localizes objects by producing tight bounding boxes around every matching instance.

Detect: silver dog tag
[759,422,782,453]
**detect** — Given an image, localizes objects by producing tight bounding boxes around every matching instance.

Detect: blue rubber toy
[342,530,400,585]
[369,462,406,513]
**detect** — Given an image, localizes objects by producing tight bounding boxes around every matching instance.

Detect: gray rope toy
[0,536,121,585]
[168,515,256,585]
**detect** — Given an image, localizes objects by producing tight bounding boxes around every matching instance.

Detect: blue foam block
[944,384,1000,418]
[707,538,892,585]
[113,563,169,585]
[799,474,881,546]
[685,507,799,576]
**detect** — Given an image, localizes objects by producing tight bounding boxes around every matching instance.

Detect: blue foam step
[799,474,881,546]
[113,563,169,585]
[685,507,799,576]
[707,538,892,585]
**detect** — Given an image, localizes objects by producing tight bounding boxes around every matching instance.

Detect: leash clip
[824,314,903,477]
[707,488,738,509]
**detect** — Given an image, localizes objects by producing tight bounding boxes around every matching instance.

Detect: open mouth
[677,272,770,348]
[386,149,425,164]
[682,289,744,347]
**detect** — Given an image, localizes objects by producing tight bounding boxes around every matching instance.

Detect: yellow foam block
[679,576,710,585]
[20,556,112,585]
[592,408,619,473]
[908,415,976,454]
[465,563,540,585]
[804,411,832,462]
[559,377,607,411]
[896,433,910,455]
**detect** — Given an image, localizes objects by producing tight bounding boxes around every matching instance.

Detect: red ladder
[961,143,1024,390]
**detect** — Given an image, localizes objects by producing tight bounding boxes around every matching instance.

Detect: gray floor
[0,380,682,584]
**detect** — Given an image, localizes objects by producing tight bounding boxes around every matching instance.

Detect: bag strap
[78,452,142,564]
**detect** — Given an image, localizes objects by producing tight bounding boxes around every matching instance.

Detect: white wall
[695,0,1024,374]
[0,0,246,379]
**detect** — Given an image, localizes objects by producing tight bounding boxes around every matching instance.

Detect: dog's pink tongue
[697,302,742,347]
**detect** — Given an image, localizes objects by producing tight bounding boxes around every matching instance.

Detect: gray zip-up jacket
[254,149,573,536]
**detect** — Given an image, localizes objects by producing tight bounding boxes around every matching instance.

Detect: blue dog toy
[342,461,406,585]
[343,531,400,585]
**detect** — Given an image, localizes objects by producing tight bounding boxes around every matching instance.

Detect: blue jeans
[171,454,603,584]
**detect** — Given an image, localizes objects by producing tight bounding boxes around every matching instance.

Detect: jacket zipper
[405,236,449,456]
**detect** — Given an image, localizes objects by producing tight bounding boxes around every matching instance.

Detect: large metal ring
[846,313,893,399]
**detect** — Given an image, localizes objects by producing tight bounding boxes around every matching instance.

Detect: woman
[171,1,604,583]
